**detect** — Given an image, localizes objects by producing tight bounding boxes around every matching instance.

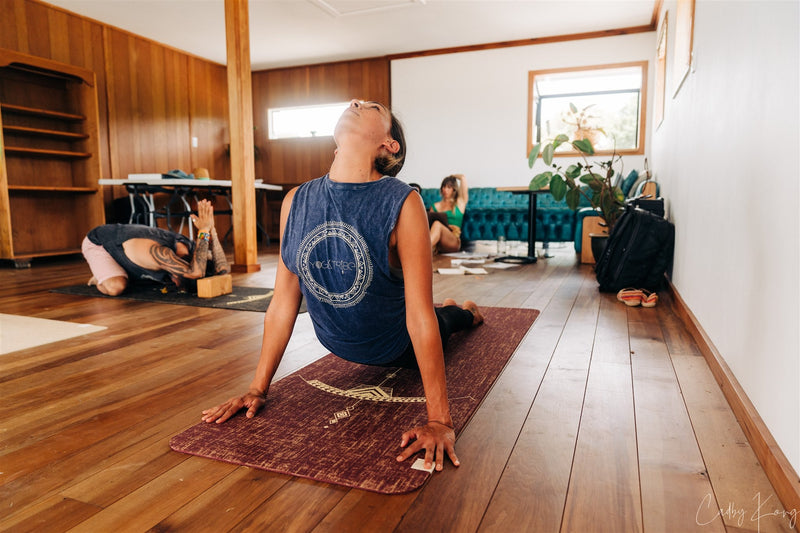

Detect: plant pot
[589,233,609,264]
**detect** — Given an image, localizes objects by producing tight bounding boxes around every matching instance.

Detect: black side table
[494,187,550,264]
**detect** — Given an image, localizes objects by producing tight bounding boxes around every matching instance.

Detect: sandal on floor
[616,288,644,307]
[641,289,658,308]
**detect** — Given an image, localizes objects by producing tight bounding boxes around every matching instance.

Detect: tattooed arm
[124,198,217,280]
[209,228,230,275]
[191,198,228,275]
[148,239,209,280]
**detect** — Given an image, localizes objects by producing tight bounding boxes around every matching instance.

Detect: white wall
[650,0,799,473]
[391,32,654,189]
[391,0,800,475]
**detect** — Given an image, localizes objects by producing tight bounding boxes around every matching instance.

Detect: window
[528,61,647,156]
[268,102,349,140]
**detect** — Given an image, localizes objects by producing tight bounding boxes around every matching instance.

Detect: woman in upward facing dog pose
[429,174,469,253]
[201,99,483,472]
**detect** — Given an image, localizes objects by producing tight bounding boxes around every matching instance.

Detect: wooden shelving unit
[0,49,105,266]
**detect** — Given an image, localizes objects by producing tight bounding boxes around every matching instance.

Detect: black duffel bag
[594,205,675,292]
[627,196,665,217]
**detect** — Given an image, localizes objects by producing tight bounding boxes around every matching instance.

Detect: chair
[633,179,660,199]
[580,214,607,264]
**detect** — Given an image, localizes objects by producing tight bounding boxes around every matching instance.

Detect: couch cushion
[620,169,639,196]
[420,187,576,244]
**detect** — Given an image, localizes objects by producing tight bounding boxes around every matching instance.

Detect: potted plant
[562,103,606,148]
[528,134,627,259]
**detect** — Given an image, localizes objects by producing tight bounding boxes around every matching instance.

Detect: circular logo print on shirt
[296,221,373,308]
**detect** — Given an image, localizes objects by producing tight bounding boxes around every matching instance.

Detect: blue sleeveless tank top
[282,175,413,365]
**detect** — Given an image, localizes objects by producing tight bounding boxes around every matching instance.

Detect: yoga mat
[0,313,106,355]
[170,306,539,494]
[51,284,306,313]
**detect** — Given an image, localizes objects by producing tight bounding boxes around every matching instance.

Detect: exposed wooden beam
[225,0,260,272]
[387,25,656,62]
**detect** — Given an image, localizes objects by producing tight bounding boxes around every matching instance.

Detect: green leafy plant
[528,134,626,232]
[563,102,606,145]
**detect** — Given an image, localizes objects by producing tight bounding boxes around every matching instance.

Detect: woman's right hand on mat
[201,390,266,423]
[396,421,460,472]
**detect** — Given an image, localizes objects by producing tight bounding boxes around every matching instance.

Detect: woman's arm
[455,173,468,211]
[201,188,303,423]
[393,192,460,471]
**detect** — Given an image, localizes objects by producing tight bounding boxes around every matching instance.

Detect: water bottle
[496,235,507,255]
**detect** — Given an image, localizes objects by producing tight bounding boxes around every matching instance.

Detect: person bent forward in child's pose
[82,199,229,295]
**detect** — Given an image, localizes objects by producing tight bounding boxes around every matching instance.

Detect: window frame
[527,61,648,157]
[267,101,350,140]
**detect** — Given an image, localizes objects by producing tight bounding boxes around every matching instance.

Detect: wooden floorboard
[478,269,597,532]
[0,245,796,533]
[560,296,643,533]
[629,307,724,533]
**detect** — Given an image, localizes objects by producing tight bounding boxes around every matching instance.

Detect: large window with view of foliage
[527,61,647,156]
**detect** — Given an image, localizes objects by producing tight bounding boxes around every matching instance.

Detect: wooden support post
[225,0,260,273]
[197,274,233,298]
[0,110,12,259]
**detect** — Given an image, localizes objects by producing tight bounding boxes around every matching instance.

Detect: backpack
[594,205,675,292]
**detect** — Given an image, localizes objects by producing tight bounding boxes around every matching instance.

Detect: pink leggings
[81,237,128,285]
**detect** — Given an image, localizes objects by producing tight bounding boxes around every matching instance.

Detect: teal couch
[419,187,578,244]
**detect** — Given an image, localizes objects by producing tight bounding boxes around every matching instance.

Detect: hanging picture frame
[673,0,695,96]
[655,12,668,127]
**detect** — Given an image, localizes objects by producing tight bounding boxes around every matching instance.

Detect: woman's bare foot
[87,276,97,286]
[443,298,457,307]
[462,300,484,326]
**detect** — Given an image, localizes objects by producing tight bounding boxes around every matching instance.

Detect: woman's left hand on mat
[201,390,266,423]
[396,422,460,471]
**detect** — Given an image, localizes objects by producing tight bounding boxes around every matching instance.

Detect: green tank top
[433,203,464,228]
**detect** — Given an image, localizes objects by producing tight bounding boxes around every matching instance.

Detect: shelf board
[3,125,89,140]
[7,247,82,260]
[0,103,85,122]
[4,146,91,158]
[9,185,98,193]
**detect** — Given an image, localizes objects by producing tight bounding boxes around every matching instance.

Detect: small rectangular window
[528,61,647,156]
[268,102,349,140]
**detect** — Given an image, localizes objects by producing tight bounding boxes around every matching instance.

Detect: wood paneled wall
[102,29,228,181]
[0,0,229,215]
[1,0,391,223]
[1,0,111,180]
[251,58,390,186]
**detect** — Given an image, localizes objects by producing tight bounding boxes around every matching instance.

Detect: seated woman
[430,174,468,253]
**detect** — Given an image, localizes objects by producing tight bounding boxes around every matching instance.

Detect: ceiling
[43,0,657,70]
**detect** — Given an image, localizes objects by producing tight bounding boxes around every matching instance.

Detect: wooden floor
[1,243,796,533]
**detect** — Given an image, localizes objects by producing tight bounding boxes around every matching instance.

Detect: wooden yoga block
[581,216,607,264]
[197,274,232,298]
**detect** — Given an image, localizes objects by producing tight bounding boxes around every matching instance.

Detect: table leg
[495,191,537,264]
[527,191,538,260]
[177,189,194,239]
[221,190,270,246]
[127,192,136,224]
